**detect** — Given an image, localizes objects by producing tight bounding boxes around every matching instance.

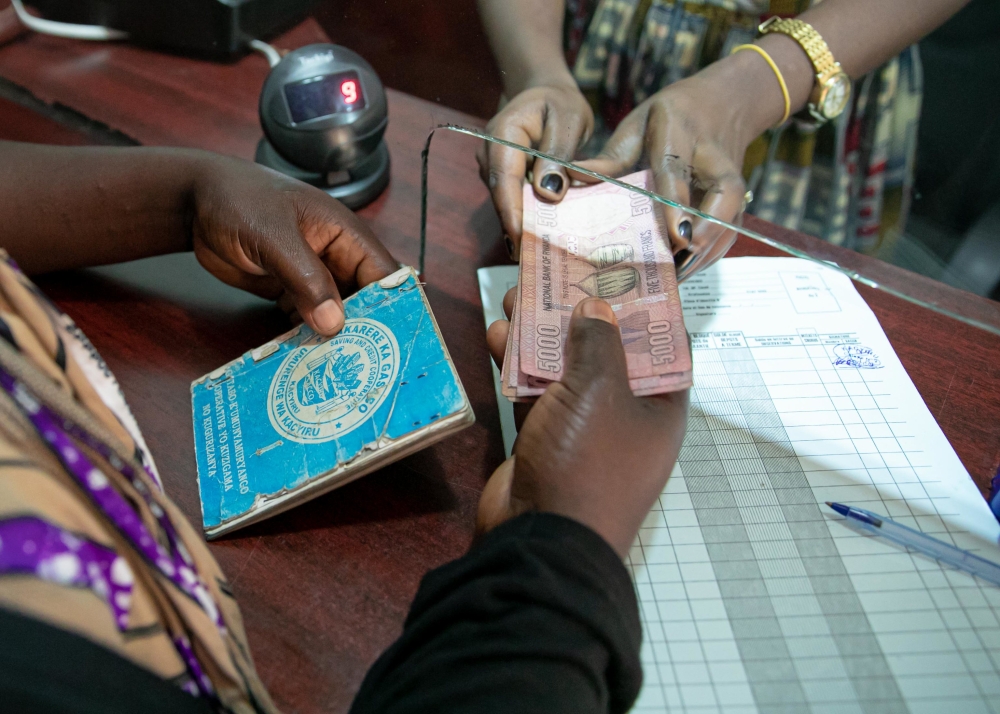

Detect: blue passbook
[191,267,474,537]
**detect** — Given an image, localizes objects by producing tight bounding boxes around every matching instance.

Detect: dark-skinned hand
[190,156,398,336]
[571,65,751,281]
[482,62,755,281]
[476,83,594,260]
[480,291,689,557]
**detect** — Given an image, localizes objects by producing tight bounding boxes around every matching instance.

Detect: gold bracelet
[730,44,790,125]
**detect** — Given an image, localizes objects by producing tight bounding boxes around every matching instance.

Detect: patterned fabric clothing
[0,252,277,713]
[564,0,923,257]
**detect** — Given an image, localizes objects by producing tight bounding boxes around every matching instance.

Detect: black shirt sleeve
[0,513,642,714]
[349,512,643,714]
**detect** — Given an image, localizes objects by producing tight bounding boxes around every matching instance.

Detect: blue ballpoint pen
[825,502,1000,588]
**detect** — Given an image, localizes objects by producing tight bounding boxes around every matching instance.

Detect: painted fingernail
[579,298,617,325]
[540,172,564,194]
[312,299,343,334]
[504,234,517,260]
[677,220,692,242]
[675,250,700,281]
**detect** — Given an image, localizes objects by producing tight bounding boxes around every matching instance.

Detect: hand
[480,292,689,557]
[573,60,761,282]
[190,156,398,336]
[476,84,594,260]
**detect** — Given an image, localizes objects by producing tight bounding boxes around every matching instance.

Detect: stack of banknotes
[501,170,692,401]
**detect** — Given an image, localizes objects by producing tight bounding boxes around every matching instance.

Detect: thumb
[257,230,345,337]
[476,457,518,538]
[561,298,630,397]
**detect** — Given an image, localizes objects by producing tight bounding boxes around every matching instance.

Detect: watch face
[821,73,851,119]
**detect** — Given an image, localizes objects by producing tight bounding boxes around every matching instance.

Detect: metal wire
[419,123,1000,337]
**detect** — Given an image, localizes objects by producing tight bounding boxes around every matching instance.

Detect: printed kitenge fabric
[0,252,277,714]
[564,0,922,257]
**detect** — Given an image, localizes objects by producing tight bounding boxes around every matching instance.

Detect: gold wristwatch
[758,16,851,124]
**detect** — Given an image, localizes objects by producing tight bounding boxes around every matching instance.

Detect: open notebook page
[479,257,1000,713]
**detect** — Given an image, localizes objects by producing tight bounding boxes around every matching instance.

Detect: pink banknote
[507,170,692,399]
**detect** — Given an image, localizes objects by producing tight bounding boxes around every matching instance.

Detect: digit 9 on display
[283,70,367,123]
[256,44,389,209]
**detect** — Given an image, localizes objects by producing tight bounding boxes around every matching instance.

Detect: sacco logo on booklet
[267,318,401,443]
[191,267,474,538]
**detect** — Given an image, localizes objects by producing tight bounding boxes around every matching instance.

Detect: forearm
[766,0,969,118]
[477,0,573,96]
[350,513,642,714]
[0,142,208,275]
[711,0,970,146]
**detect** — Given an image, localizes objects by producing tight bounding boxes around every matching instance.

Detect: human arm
[577,0,972,278]
[349,513,642,714]
[0,142,397,335]
[479,0,971,276]
[475,0,592,258]
[349,297,689,712]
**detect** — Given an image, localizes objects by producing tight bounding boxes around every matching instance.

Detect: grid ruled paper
[477,258,1000,714]
[631,258,1000,714]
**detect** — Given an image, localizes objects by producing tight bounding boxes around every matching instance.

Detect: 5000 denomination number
[647,320,676,365]
[535,323,562,372]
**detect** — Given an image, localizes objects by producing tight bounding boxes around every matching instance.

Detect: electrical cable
[249,39,281,68]
[10,2,281,68]
[10,0,126,41]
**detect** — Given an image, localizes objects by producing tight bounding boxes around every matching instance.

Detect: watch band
[758,17,840,85]
[758,16,851,123]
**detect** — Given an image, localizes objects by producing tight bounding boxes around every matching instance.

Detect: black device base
[29,0,317,59]
[255,138,390,210]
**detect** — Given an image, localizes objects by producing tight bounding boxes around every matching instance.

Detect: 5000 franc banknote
[505,170,692,399]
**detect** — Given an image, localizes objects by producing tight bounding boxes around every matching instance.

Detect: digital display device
[283,70,367,123]
[258,43,389,209]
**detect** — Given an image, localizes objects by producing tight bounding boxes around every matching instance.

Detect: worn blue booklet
[191,267,474,538]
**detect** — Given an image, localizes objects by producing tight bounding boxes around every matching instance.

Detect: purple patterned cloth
[0,367,222,699]
[0,516,134,630]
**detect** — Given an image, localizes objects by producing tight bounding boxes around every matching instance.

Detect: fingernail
[579,298,617,325]
[677,220,692,242]
[540,172,564,194]
[312,299,343,334]
[675,250,699,282]
[504,234,516,260]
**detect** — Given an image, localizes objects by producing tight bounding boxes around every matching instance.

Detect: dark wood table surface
[2,16,999,714]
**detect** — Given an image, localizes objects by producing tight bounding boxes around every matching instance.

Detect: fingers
[193,247,285,300]
[502,286,516,319]
[487,286,518,369]
[531,105,590,203]
[486,318,509,370]
[282,192,397,335]
[255,225,347,336]
[643,103,699,257]
[560,298,631,399]
[475,457,521,537]
[193,158,397,336]
[676,145,744,281]
[300,199,397,293]
[569,105,649,184]
[681,224,736,282]
[485,122,534,259]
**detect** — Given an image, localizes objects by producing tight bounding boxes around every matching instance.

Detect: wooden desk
[2,18,999,714]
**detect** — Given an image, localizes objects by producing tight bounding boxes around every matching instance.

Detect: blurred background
[314,0,999,301]
[314,0,500,119]
[1,0,996,300]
